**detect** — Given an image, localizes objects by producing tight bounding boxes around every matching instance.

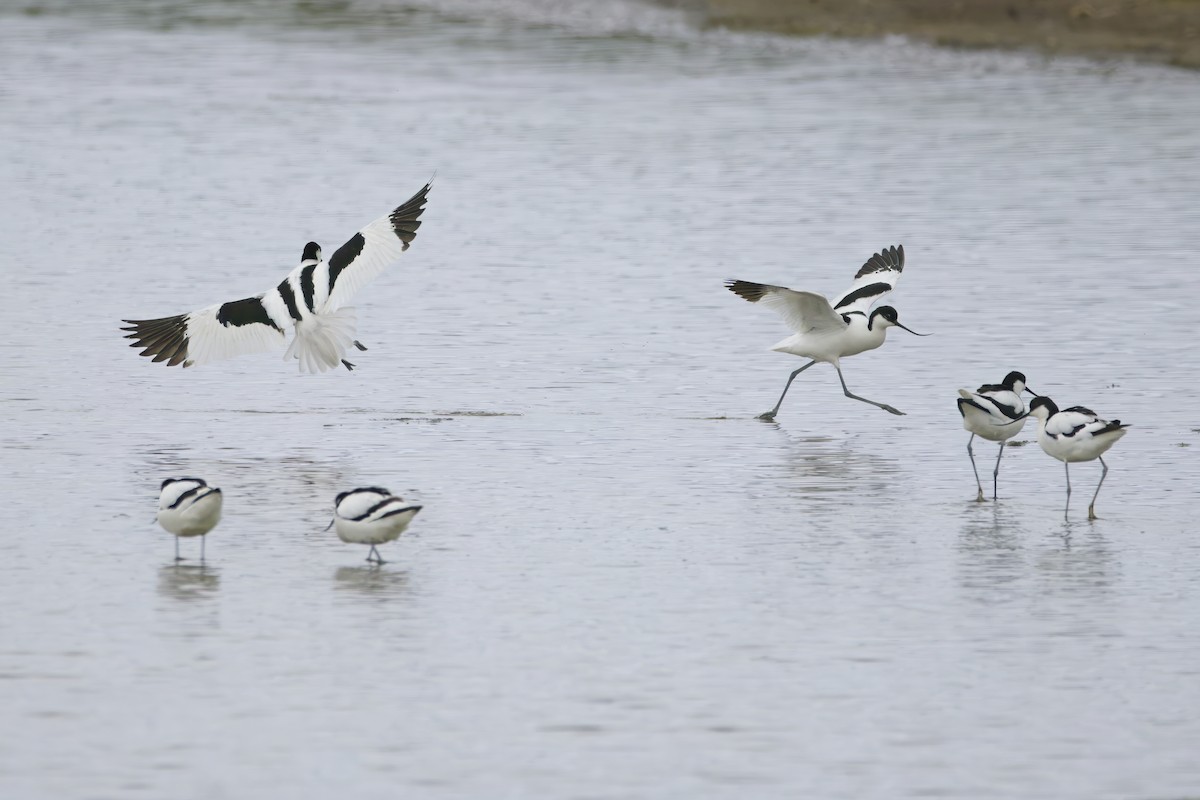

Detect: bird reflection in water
[333,565,411,601]
[157,564,220,602]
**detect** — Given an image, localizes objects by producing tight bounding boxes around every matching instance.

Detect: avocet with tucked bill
[328,487,423,564]
[1027,397,1129,520]
[957,370,1037,501]
[726,244,927,420]
[122,182,431,373]
[157,477,222,561]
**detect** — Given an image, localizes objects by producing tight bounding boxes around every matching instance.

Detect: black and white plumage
[725,244,926,420]
[157,477,222,561]
[122,182,431,373]
[956,370,1037,501]
[1027,396,1130,520]
[328,487,422,564]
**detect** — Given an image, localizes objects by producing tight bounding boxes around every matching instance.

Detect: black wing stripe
[277,280,302,321]
[300,264,317,312]
[1063,406,1098,416]
[169,485,204,509]
[216,296,283,331]
[957,397,990,418]
[354,497,404,521]
[377,505,422,520]
[834,281,891,311]
[327,233,365,289]
[992,399,1022,419]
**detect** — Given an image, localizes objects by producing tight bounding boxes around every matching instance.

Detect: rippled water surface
[2,3,1200,798]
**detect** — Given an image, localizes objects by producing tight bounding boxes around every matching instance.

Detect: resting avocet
[328,487,422,564]
[157,477,222,561]
[122,182,431,373]
[726,244,927,420]
[1026,396,1130,520]
[957,370,1037,501]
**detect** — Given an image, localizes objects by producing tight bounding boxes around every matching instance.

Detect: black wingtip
[725,279,767,303]
[853,244,904,279]
[122,314,190,367]
[389,182,432,251]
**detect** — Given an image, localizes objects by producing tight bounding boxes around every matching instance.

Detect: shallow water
[2,3,1199,798]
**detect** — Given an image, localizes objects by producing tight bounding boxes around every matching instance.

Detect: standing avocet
[1026,396,1129,520]
[725,244,927,420]
[957,370,1037,501]
[157,477,222,561]
[328,487,422,564]
[122,182,431,373]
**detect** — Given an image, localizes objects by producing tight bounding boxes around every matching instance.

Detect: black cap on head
[1028,396,1057,414]
[1003,371,1027,388]
[301,242,321,261]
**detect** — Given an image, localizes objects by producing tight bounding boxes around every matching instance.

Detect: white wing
[122,295,288,368]
[1046,407,1119,440]
[832,244,904,315]
[159,478,208,510]
[335,487,395,520]
[725,280,846,335]
[976,387,1025,420]
[322,182,431,312]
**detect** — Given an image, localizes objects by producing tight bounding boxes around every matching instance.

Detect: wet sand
[676,0,1200,68]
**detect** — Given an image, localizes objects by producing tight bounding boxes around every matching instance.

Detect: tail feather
[284,308,359,373]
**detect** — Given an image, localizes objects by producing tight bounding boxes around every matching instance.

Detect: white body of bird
[1029,398,1128,463]
[957,371,1034,441]
[331,487,422,563]
[768,308,893,361]
[158,478,223,537]
[157,478,222,561]
[1027,396,1129,519]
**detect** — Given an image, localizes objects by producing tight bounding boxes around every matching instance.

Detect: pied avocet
[1027,396,1130,520]
[957,370,1037,501]
[328,487,422,564]
[157,477,222,561]
[122,182,430,373]
[726,244,927,420]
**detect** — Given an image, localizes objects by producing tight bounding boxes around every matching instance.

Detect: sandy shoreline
[669,0,1200,68]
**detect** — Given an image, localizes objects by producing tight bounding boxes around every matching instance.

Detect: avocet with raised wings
[122,182,431,373]
[726,244,927,420]
[328,487,423,564]
[957,370,1037,501]
[1027,396,1129,520]
[157,477,222,561]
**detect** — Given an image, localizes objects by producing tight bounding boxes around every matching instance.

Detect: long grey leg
[175,537,181,562]
[1064,462,1072,518]
[992,441,1006,501]
[201,536,206,562]
[1088,457,1109,520]
[834,365,905,416]
[758,361,817,420]
[967,434,984,502]
[366,546,377,563]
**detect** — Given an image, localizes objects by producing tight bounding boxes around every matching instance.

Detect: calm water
[2,2,1199,798]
